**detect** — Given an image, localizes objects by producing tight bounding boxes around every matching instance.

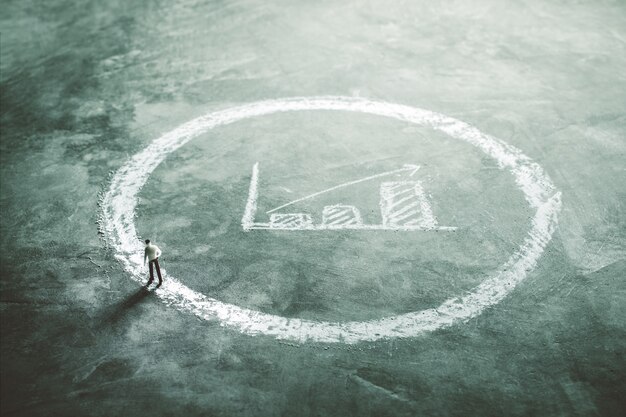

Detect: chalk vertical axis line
[242,162,259,231]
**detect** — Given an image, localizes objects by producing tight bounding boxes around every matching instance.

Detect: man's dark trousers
[148,259,162,285]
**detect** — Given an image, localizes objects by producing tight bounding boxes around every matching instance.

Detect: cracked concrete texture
[1,0,625,416]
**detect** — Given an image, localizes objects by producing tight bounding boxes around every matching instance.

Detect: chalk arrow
[266,163,422,214]
[403,164,421,177]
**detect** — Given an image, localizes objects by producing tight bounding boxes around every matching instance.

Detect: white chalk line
[100,96,561,344]
[241,162,259,231]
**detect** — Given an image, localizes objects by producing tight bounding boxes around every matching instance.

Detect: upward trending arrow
[266,164,421,214]
[403,164,421,177]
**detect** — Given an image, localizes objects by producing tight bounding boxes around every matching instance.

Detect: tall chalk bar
[321,205,363,227]
[380,181,437,228]
[269,213,313,229]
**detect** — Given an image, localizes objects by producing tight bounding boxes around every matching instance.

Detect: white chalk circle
[101,96,561,344]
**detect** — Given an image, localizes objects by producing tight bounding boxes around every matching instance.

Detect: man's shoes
[146,280,153,287]
[156,282,162,288]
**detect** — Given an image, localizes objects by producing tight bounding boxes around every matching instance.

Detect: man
[144,239,163,287]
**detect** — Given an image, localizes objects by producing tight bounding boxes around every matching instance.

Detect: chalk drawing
[242,163,455,231]
[100,96,562,344]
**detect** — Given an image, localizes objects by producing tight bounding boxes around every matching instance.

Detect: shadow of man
[99,287,152,328]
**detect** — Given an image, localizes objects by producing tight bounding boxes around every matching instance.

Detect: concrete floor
[1,0,625,416]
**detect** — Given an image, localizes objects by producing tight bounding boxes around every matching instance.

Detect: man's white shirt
[145,244,162,262]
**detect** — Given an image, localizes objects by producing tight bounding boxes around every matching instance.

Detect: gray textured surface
[1,0,625,416]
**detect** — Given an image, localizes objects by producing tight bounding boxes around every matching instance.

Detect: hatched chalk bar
[380,181,437,228]
[269,213,313,229]
[322,205,363,228]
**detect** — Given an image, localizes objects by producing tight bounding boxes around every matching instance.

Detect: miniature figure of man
[144,239,163,287]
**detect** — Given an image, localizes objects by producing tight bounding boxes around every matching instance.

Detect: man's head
[145,239,150,245]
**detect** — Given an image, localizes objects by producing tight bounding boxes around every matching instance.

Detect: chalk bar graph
[242,163,455,232]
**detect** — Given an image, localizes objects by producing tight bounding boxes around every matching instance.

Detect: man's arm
[144,248,148,265]
[156,247,162,258]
